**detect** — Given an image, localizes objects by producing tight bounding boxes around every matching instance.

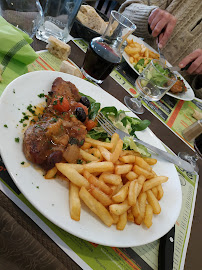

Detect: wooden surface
[0,37,201,270]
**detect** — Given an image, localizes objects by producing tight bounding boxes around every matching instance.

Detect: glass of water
[124,59,177,114]
[36,0,83,43]
[0,0,43,38]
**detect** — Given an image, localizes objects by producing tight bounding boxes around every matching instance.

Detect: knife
[158,225,175,270]
[132,137,195,173]
[169,61,194,72]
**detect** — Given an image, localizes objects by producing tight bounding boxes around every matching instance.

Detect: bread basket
[71,6,109,42]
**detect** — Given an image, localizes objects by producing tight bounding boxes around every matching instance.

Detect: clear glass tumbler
[81,11,136,84]
[0,0,43,38]
[36,0,83,43]
[124,59,177,114]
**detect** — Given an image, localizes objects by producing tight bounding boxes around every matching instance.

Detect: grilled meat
[23,77,88,171]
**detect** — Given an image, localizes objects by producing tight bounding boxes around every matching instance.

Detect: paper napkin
[0,16,38,96]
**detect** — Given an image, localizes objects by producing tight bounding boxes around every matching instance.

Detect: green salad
[134,59,150,73]
[80,93,151,157]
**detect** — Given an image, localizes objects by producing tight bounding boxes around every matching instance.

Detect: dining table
[0,32,201,270]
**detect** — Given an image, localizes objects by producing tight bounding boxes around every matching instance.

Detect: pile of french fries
[124,38,159,65]
[45,133,168,230]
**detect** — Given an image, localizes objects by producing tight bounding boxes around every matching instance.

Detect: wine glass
[124,59,177,114]
[178,120,202,173]
[0,0,43,38]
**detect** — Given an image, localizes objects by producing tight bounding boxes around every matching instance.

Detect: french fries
[124,38,159,66]
[53,133,168,230]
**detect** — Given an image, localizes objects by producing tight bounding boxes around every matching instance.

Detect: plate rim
[0,70,182,247]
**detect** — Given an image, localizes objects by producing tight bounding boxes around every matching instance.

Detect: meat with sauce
[23,77,88,171]
[170,78,187,93]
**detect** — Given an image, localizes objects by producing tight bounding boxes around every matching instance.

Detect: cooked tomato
[85,119,97,131]
[75,102,88,115]
[52,96,70,112]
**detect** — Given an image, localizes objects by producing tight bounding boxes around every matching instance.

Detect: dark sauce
[82,39,121,81]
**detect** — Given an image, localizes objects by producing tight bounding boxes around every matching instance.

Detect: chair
[93,0,121,17]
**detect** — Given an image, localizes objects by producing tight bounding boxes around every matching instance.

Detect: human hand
[148,8,176,48]
[179,49,202,74]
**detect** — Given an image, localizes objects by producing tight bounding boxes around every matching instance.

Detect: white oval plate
[123,35,195,101]
[0,71,182,247]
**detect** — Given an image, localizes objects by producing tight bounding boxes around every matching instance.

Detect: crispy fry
[144,204,153,228]
[120,150,141,157]
[157,184,164,200]
[116,212,127,230]
[143,157,157,165]
[110,139,123,163]
[90,185,112,206]
[128,180,139,206]
[134,193,147,225]
[111,133,120,152]
[125,171,138,181]
[80,149,99,162]
[56,163,89,188]
[81,142,91,150]
[146,190,161,214]
[127,209,134,222]
[151,187,158,198]
[100,172,122,185]
[111,213,119,224]
[98,146,111,161]
[69,182,81,221]
[133,165,153,179]
[87,174,112,195]
[131,200,140,218]
[115,164,133,175]
[112,182,130,203]
[79,187,113,227]
[119,155,136,163]
[88,148,102,159]
[84,161,114,173]
[135,156,152,172]
[85,137,113,150]
[109,199,131,216]
[142,176,168,192]
[45,166,57,179]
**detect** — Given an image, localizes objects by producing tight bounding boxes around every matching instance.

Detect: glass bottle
[81,11,136,84]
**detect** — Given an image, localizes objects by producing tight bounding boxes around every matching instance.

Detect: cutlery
[158,226,175,270]
[156,35,194,72]
[96,112,195,173]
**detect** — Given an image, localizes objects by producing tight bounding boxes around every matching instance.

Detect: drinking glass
[36,0,83,43]
[81,11,136,84]
[178,120,202,173]
[124,59,177,114]
[0,0,43,38]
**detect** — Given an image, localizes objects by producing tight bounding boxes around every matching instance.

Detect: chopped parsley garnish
[70,114,74,117]
[23,123,27,127]
[15,137,20,143]
[27,104,36,115]
[77,159,83,164]
[36,186,39,189]
[13,89,15,93]
[4,124,8,128]
[59,97,63,103]
[38,93,45,98]
[50,117,58,123]
[21,161,25,165]
[53,100,57,105]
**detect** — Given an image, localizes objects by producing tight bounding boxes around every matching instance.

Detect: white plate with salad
[0,71,182,247]
[123,35,195,101]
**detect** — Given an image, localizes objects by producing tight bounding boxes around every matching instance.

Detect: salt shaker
[182,119,202,142]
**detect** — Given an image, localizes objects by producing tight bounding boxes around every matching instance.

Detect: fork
[96,112,194,173]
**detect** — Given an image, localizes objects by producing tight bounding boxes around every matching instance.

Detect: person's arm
[118,0,158,38]
[119,1,176,47]
[179,49,202,74]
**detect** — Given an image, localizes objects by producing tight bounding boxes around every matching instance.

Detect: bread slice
[78,5,107,35]
[76,10,89,27]
[46,36,71,60]
[60,60,83,78]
